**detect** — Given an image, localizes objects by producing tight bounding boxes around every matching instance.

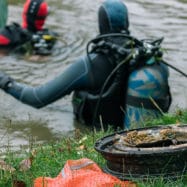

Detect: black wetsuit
[5,46,126,127]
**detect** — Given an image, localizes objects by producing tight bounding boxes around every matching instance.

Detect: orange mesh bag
[34,158,137,187]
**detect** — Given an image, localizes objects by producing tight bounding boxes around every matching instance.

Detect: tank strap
[27,0,43,19]
[126,94,171,113]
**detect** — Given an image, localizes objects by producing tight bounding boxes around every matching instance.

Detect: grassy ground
[0,109,187,187]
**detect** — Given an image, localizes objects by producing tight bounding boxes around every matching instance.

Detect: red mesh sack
[34,158,137,187]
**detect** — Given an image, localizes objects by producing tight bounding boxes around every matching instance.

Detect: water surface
[0,0,186,150]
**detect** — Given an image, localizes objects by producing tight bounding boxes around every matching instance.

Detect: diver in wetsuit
[0,0,56,55]
[0,0,171,129]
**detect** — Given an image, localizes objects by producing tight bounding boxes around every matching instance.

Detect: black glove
[0,71,13,90]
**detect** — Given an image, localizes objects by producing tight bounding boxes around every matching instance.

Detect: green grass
[0,109,187,187]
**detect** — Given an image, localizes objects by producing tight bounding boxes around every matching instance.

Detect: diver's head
[22,0,48,32]
[98,0,129,34]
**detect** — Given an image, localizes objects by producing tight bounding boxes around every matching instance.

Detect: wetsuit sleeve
[5,57,93,108]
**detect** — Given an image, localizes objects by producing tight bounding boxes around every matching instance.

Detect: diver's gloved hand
[0,71,13,90]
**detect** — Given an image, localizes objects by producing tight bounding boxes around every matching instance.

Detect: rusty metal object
[95,124,187,180]
[114,125,187,148]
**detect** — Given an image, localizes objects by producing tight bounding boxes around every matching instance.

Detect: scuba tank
[123,37,172,129]
[124,62,171,129]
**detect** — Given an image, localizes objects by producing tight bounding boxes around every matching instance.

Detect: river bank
[0,109,187,187]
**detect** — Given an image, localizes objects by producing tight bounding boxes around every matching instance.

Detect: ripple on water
[0,0,186,148]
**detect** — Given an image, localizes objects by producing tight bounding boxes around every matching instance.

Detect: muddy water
[0,0,186,150]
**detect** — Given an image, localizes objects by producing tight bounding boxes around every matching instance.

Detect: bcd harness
[0,22,58,55]
[15,28,58,55]
[72,33,172,128]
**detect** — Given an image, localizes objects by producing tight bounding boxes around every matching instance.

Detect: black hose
[162,60,187,78]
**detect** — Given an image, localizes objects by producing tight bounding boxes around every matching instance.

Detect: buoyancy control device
[72,33,172,129]
[0,22,58,55]
[14,28,58,55]
[30,29,58,55]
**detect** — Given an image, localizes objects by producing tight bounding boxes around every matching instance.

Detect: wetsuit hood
[22,0,48,32]
[98,0,129,34]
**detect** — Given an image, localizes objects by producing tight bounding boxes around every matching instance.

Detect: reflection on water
[0,118,58,147]
[0,0,186,149]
